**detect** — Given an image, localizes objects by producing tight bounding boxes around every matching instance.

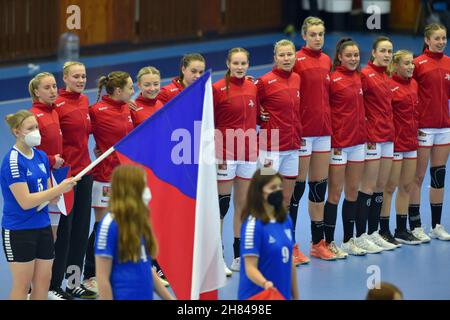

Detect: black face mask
[267,190,283,209]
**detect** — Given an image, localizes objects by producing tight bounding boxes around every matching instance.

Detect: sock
[408,204,422,230]
[289,181,306,242]
[368,192,383,234]
[356,191,371,237]
[342,200,357,243]
[233,237,240,259]
[431,203,443,229]
[324,201,338,243]
[311,221,324,244]
[380,216,391,234]
[396,214,407,232]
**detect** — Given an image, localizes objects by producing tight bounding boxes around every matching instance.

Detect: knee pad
[430,165,446,189]
[308,179,328,203]
[219,194,231,219]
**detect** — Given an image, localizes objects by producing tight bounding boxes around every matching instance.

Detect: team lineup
[1,16,450,300]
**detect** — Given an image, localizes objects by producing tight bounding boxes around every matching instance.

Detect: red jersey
[213,76,258,161]
[361,61,395,142]
[89,95,134,182]
[293,46,332,137]
[329,66,366,148]
[157,77,184,104]
[130,94,164,127]
[413,48,450,129]
[54,89,92,176]
[256,67,301,152]
[389,73,419,152]
[29,101,63,168]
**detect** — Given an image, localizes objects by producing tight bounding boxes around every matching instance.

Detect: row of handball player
[2,16,450,299]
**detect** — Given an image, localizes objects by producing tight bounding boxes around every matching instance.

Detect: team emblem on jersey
[418,130,427,137]
[445,73,450,81]
[326,74,330,81]
[367,142,377,150]
[301,139,306,147]
[218,163,227,171]
[284,229,292,241]
[38,163,47,174]
[359,88,363,95]
[263,158,273,168]
[248,99,255,108]
[333,148,342,156]
[102,186,112,197]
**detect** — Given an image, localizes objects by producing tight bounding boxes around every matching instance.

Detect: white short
[299,136,331,157]
[258,150,299,178]
[92,181,111,209]
[418,128,450,147]
[393,150,418,161]
[217,161,257,181]
[330,144,365,166]
[49,213,60,227]
[365,142,394,161]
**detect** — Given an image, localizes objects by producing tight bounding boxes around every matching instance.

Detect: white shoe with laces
[230,257,240,272]
[82,277,98,294]
[368,231,397,251]
[412,227,432,243]
[341,238,367,256]
[429,224,450,241]
[327,241,348,259]
[224,263,232,277]
[354,233,383,253]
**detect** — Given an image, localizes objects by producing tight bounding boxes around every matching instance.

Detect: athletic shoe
[379,230,402,248]
[341,238,367,256]
[48,287,74,300]
[293,243,310,265]
[66,284,98,299]
[327,241,348,259]
[82,277,98,294]
[368,231,397,251]
[412,227,431,243]
[394,229,421,245]
[310,240,336,260]
[354,233,383,253]
[230,257,240,272]
[429,224,450,241]
[224,263,232,277]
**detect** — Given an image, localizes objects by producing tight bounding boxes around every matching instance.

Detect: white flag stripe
[191,75,227,299]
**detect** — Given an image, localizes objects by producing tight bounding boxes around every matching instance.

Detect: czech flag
[48,166,74,216]
[115,71,226,299]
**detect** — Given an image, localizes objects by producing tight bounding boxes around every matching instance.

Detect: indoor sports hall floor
[0,31,449,300]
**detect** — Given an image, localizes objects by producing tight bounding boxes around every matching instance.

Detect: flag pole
[37,146,116,211]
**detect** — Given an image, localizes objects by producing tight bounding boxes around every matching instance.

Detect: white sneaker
[412,227,432,243]
[230,257,240,272]
[224,263,232,277]
[354,233,383,253]
[368,231,397,251]
[327,241,348,259]
[47,290,66,300]
[82,277,98,294]
[429,224,450,241]
[341,238,367,256]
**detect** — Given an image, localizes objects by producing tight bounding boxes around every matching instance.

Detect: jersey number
[281,246,290,263]
[37,178,44,192]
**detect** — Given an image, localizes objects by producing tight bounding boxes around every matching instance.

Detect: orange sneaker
[293,243,310,266]
[310,239,337,260]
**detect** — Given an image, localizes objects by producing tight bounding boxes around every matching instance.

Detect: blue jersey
[1,147,51,230]
[238,215,294,300]
[95,213,154,300]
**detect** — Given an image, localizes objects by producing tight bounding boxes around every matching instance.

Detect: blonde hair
[301,16,325,36]
[274,39,296,55]
[63,61,85,76]
[136,66,160,83]
[28,72,55,101]
[423,23,447,52]
[387,50,413,76]
[5,110,35,133]
[97,71,130,102]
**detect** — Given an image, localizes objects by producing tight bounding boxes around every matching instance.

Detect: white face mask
[23,130,41,147]
[142,187,152,206]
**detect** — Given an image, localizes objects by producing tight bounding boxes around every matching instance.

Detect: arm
[291,260,299,300]
[243,256,273,290]
[151,268,175,300]
[96,256,113,300]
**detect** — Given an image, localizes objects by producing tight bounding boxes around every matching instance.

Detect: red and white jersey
[55,89,92,176]
[29,101,63,168]
[89,95,134,182]
[413,48,450,129]
[329,66,366,148]
[389,73,419,152]
[256,67,301,152]
[293,46,332,137]
[157,77,184,104]
[130,94,164,127]
[361,61,395,143]
[213,76,258,161]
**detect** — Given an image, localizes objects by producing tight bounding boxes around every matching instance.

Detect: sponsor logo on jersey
[391,86,399,92]
[263,158,273,168]
[418,60,428,65]
[333,77,342,82]
[367,142,377,150]
[297,57,306,61]
[268,235,276,244]
[301,139,306,147]
[102,186,112,197]
[56,101,65,107]
[170,88,179,92]
[99,107,108,111]
[27,169,32,176]
[268,79,277,85]
[333,148,342,156]
[36,113,44,117]
[418,130,427,137]
[368,73,376,78]
[218,163,227,171]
